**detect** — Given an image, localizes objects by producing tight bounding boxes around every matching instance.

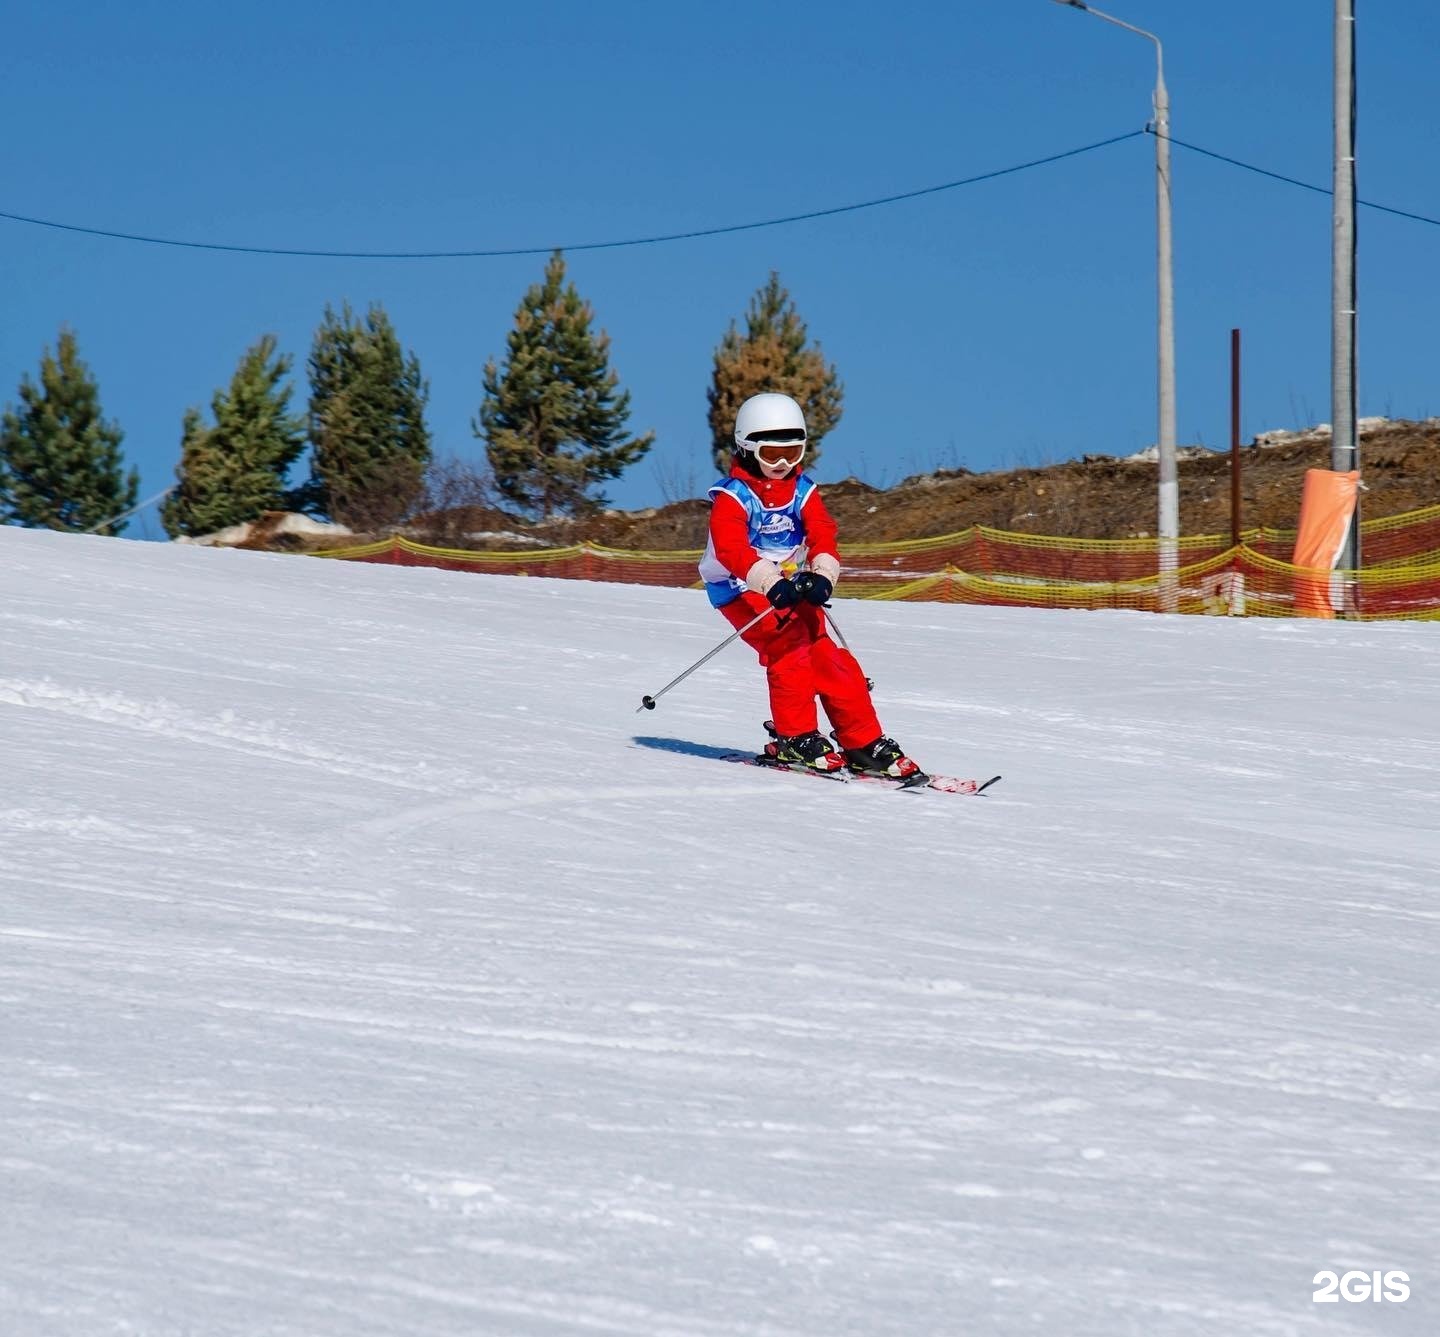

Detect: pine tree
[475,251,654,517]
[161,336,306,539]
[0,329,138,533]
[305,302,431,529]
[707,273,844,473]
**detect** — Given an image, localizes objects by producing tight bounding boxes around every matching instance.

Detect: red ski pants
[720,593,882,748]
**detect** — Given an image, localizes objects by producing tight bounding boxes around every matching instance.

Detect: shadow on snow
[631,736,748,763]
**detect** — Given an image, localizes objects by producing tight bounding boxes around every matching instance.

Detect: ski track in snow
[1,529,1436,1336]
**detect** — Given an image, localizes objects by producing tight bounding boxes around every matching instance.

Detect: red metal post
[1230,328,1242,549]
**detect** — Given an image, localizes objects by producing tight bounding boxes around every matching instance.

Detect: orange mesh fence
[1246,502,1440,568]
[314,536,702,587]
[1357,503,1440,568]
[314,505,1440,619]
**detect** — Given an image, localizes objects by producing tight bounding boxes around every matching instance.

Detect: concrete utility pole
[1331,0,1360,577]
[1051,0,1178,610]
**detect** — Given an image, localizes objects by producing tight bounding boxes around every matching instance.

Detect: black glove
[793,572,833,606]
[766,577,802,610]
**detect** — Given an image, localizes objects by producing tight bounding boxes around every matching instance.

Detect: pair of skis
[728,753,1001,796]
[727,722,1001,797]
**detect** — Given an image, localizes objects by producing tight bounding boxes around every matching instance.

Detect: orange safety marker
[1292,469,1360,618]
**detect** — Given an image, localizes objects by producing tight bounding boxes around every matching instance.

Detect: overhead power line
[0,131,1145,260]
[1150,128,1440,228]
[1,128,1434,260]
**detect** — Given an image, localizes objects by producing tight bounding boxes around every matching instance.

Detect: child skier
[698,392,921,778]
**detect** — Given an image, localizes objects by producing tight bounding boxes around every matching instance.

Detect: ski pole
[638,605,774,711]
[819,605,875,690]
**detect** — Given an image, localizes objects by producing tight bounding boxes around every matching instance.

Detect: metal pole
[85,484,177,536]
[637,604,774,711]
[821,606,850,652]
[1154,53,1179,611]
[817,606,876,689]
[1228,326,1247,615]
[1051,2,1178,611]
[1230,328,1242,549]
[1331,0,1361,590]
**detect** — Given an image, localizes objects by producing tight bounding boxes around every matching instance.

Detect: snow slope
[1,526,1435,1337]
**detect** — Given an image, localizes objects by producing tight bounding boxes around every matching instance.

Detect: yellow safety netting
[311,503,1440,619]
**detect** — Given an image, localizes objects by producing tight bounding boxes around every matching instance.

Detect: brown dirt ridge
[461,417,1440,554]
[266,418,1438,556]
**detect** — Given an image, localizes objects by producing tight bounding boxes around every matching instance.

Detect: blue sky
[4,1,1438,534]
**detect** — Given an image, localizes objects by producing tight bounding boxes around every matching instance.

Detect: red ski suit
[707,462,882,747]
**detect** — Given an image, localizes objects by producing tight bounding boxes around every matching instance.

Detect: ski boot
[764,729,846,773]
[843,735,926,783]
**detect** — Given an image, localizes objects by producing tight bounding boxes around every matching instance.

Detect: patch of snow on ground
[1,526,1435,1335]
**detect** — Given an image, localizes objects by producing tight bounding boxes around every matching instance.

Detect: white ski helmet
[733,392,808,454]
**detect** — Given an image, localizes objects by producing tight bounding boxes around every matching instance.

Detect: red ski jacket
[706,461,841,582]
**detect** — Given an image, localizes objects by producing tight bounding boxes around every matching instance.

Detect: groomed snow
[1,525,1435,1336]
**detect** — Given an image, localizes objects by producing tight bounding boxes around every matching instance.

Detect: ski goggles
[751,435,807,467]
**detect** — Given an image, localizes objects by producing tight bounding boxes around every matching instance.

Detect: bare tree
[408,453,509,547]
